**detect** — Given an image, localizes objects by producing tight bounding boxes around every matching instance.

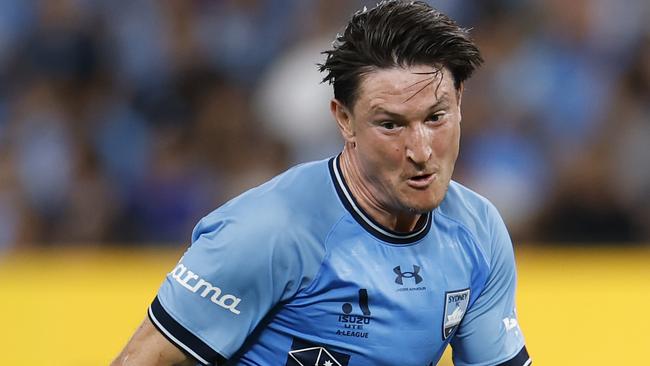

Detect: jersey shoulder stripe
[149,296,227,365]
[496,346,531,366]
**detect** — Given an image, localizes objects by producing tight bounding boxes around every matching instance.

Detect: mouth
[406,173,435,189]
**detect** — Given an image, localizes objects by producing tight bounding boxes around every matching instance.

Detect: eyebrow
[370,96,450,118]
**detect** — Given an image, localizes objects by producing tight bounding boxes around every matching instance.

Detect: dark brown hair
[319,0,483,109]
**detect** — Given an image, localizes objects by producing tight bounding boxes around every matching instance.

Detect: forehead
[354,65,456,114]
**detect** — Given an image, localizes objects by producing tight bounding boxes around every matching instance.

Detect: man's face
[341,65,462,214]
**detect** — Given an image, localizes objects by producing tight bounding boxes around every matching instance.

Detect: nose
[405,124,432,166]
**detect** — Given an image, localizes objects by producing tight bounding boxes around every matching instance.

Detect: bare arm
[111,317,197,366]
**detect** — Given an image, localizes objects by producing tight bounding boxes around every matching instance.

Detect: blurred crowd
[0,0,648,249]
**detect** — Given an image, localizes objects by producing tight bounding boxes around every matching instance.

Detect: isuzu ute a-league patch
[443,288,470,340]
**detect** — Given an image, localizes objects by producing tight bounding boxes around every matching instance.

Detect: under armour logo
[394,265,423,285]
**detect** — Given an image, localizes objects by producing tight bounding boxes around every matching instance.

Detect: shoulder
[192,158,344,252]
[438,180,501,232]
[437,181,509,259]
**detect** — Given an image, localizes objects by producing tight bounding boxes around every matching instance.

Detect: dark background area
[0,0,648,249]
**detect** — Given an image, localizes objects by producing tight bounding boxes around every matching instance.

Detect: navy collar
[328,155,431,244]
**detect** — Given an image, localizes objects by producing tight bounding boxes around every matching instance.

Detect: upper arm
[147,211,324,364]
[450,204,531,366]
[111,317,195,366]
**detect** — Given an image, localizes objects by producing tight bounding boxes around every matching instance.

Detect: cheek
[432,123,460,159]
[359,130,402,160]
[358,137,403,179]
[366,143,402,170]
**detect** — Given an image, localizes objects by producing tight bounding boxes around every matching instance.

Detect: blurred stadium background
[0,0,648,364]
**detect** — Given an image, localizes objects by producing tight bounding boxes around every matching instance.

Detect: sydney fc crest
[442,288,470,340]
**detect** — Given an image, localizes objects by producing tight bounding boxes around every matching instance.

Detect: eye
[426,113,444,124]
[379,121,398,130]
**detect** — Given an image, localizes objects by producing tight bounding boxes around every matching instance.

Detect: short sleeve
[450,203,531,366]
[148,211,324,365]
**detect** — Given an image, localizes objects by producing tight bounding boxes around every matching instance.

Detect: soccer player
[112,1,531,365]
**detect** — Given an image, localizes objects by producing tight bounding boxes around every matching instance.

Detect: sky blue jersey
[149,156,531,366]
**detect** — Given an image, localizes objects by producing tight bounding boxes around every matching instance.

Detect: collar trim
[328,155,431,244]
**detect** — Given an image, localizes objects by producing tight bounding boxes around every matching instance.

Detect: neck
[339,146,422,232]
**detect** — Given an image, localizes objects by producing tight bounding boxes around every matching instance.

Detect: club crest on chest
[442,288,470,340]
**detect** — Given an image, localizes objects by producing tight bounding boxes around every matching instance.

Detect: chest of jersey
[236,217,488,366]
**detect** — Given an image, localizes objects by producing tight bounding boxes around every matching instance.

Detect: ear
[330,99,356,143]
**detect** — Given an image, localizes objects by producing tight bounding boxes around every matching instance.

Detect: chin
[405,199,440,214]
[407,206,434,215]
[409,190,448,212]
[396,182,450,213]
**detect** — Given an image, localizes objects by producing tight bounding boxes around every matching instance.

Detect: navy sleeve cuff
[495,345,531,366]
[148,296,228,365]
